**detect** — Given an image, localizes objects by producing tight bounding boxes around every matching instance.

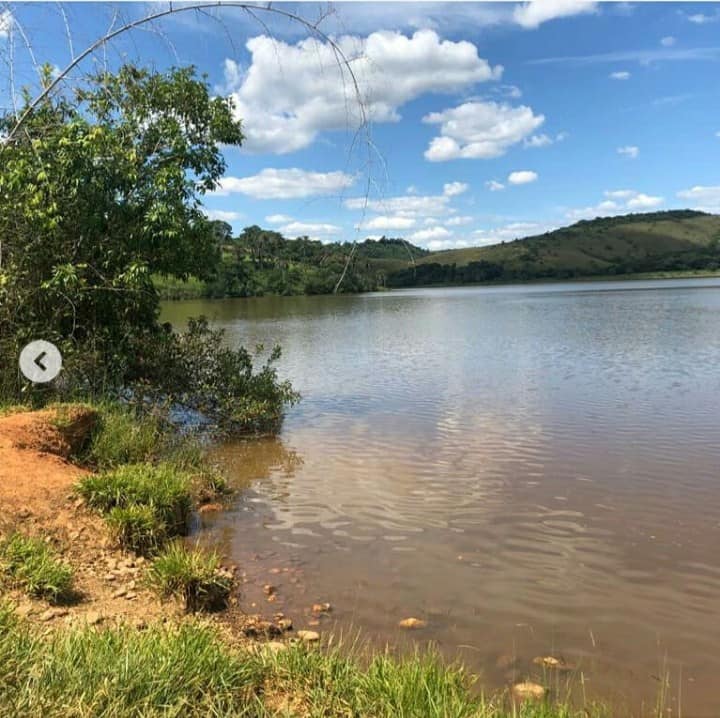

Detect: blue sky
[2,1,719,249]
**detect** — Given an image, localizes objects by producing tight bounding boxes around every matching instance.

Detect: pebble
[125,592,138,600]
[85,612,103,626]
[512,682,546,701]
[112,588,127,599]
[311,602,331,613]
[532,656,573,671]
[278,618,293,631]
[297,630,320,643]
[263,584,276,595]
[398,617,427,629]
[103,573,116,581]
[40,607,69,622]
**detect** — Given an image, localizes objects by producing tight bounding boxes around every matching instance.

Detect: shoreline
[0,404,670,716]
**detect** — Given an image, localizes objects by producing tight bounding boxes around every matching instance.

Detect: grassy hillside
[387,211,720,286]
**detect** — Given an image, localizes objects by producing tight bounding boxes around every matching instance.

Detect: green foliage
[0,533,74,603]
[154,229,429,299]
[0,602,612,717]
[138,317,299,434]
[80,403,166,468]
[106,505,167,556]
[387,211,720,287]
[76,463,193,546]
[0,64,295,435]
[147,542,233,612]
[0,605,262,716]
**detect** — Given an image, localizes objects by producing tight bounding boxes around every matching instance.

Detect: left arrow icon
[19,341,62,383]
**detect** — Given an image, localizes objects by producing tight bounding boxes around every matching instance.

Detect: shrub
[147,542,232,612]
[0,534,74,603]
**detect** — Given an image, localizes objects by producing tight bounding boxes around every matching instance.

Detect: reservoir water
[162,278,720,715]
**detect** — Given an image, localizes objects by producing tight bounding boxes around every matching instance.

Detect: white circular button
[19,340,63,383]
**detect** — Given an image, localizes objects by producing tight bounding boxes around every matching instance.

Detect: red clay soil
[0,407,94,520]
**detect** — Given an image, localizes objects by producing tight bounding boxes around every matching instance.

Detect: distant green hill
[386,211,720,286]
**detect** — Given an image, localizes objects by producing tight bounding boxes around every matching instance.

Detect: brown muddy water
[162,279,720,716]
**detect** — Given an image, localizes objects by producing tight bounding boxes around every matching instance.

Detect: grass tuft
[0,533,74,604]
[147,542,233,612]
[76,462,193,539]
[106,505,167,556]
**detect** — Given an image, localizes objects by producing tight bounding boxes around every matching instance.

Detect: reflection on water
[163,279,720,716]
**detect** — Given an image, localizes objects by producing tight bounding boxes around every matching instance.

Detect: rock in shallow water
[512,682,546,701]
[297,630,320,643]
[398,617,427,629]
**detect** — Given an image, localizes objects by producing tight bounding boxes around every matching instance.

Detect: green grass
[80,403,166,469]
[76,463,193,553]
[147,541,233,612]
[0,602,616,717]
[0,534,74,603]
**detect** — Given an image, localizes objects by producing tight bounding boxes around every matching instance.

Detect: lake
[162,278,720,716]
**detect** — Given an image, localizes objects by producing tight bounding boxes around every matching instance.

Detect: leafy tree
[0,64,296,430]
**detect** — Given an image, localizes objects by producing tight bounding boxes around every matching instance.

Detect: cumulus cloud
[687,11,720,24]
[423,101,544,161]
[359,215,417,230]
[660,36,676,47]
[626,192,664,210]
[265,214,294,224]
[223,29,502,154]
[473,221,558,246]
[508,170,538,185]
[446,215,474,226]
[566,189,663,220]
[344,192,452,219]
[610,70,631,80]
[617,145,639,158]
[485,180,505,191]
[677,185,720,212]
[426,238,473,251]
[408,226,452,243]
[278,221,342,238]
[213,168,354,199]
[205,209,243,222]
[514,0,598,29]
[443,181,469,196]
[0,10,13,39]
[524,131,567,148]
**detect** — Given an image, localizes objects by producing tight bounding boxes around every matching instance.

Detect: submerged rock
[311,602,331,614]
[512,682,546,701]
[297,630,320,643]
[532,655,574,671]
[398,617,427,629]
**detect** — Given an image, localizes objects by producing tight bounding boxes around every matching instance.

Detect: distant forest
[156,210,720,299]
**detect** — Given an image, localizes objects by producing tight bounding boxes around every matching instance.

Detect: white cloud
[610,70,631,80]
[345,193,451,219]
[687,11,720,24]
[508,170,538,185]
[485,180,505,192]
[409,226,452,243]
[514,0,598,29]
[566,189,663,220]
[446,215,474,226]
[677,186,720,212]
[617,145,639,159]
[427,238,472,251]
[660,36,676,47]
[443,181,469,197]
[423,101,544,161]
[205,209,243,222]
[225,29,502,154]
[0,10,13,39]
[604,189,636,200]
[626,192,664,210]
[213,168,354,199]
[359,215,417,231]
[716,131,720,138]
[523,131,567,148]
[278,221,342,238]
[472,221,558,246]
[265,214,294,224]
